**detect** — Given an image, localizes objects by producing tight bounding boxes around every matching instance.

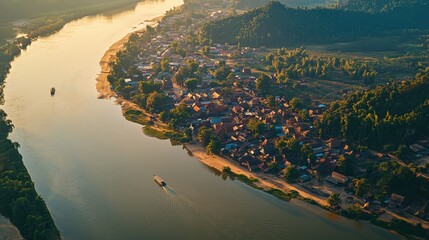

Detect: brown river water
[2,0,402,239]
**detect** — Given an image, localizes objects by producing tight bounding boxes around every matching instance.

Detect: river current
[2,0,402,239]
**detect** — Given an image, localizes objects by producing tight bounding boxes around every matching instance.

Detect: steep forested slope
[235,0,330,9]
[318,67,429,149]
[338,0,429,12]
[200,1,429,47]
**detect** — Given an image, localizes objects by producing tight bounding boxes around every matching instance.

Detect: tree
[353,178,370,197]
[207,137,221,155]
[298,110,309,121]
[289,97,303,109]
[170,103,190,122]
[246,118,265,136]
[394,144,411,161]
[184,78,199,91]
[198,127,214,146]
[146,92,168,113]
[221,87,233,97]
[266,95,276,107]
[187,59,199,73]
[159,111,170,122]
[300,144,315,163]
[336,154,355,175]
[214,66,231,80]
[184,127,193,141]
[146,25,155,33]
[160,58,170,72]
[227,72,236,82]
[202,46,210,56]
[121,85,134,98]
[347,204,366,220]
[284,166,300,183]
[256,74,271,96]
[139,81,162,94]
[265,53,274,64]
[131,94,147,108]
[327,193,342,209]
[173,66,189,86]
[276,137,300,156]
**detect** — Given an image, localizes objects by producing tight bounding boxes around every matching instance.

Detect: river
[2,0,403,239]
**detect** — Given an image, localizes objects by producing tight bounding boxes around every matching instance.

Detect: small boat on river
[153,175,166,187]
[50,87,56,95]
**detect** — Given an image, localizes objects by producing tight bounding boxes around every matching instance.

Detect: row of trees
[0,110,60,239]
[275,137,315,166]
[107,75,170,114]
[0,14,63,239]
[265,48,378,84]
[197,127,222,155]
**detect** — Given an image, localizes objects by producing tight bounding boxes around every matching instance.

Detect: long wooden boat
[153,175,166,186]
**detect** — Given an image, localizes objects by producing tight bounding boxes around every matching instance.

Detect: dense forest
[234,0,330,9]
[200,1,429,47]
[338,0,429,12]
[318,67,429,149]
[0,110,60,239]
[317,67,429,203]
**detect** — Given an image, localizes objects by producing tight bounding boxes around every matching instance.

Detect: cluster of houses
[120,2,354,188]
[116,1,429,222]
[123,4,265,94]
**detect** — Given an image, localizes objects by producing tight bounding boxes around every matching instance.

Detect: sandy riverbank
[95,16,329,207]
[96,16,162,99]
[0,215,23,240]
[185,143,328,205]
[95,13,429,238]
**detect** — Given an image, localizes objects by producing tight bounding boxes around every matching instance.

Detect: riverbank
[96,12,332,209]
[0,2,154,238]
[95,14,325,202]
[0,215,22,240]
[97,16,162,99]
[95,5,429,239]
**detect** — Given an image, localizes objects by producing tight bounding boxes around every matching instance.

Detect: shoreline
[96,16,163,99]
[95,8,428,240]
[95,15,329,208]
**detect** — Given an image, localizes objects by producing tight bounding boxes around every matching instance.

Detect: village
[107,0,429,233]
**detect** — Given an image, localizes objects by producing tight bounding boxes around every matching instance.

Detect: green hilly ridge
[319,67,429,149]
[201,1,429,47]
[338,0,429,12]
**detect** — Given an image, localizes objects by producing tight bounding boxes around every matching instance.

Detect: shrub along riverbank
[0,110,60,239]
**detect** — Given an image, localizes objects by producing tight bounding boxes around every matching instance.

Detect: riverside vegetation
[107,0,429,238]
[0,110,60,239]
[0,0,149,239]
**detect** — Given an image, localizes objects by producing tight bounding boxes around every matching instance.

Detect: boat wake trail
[164,185,178,196]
